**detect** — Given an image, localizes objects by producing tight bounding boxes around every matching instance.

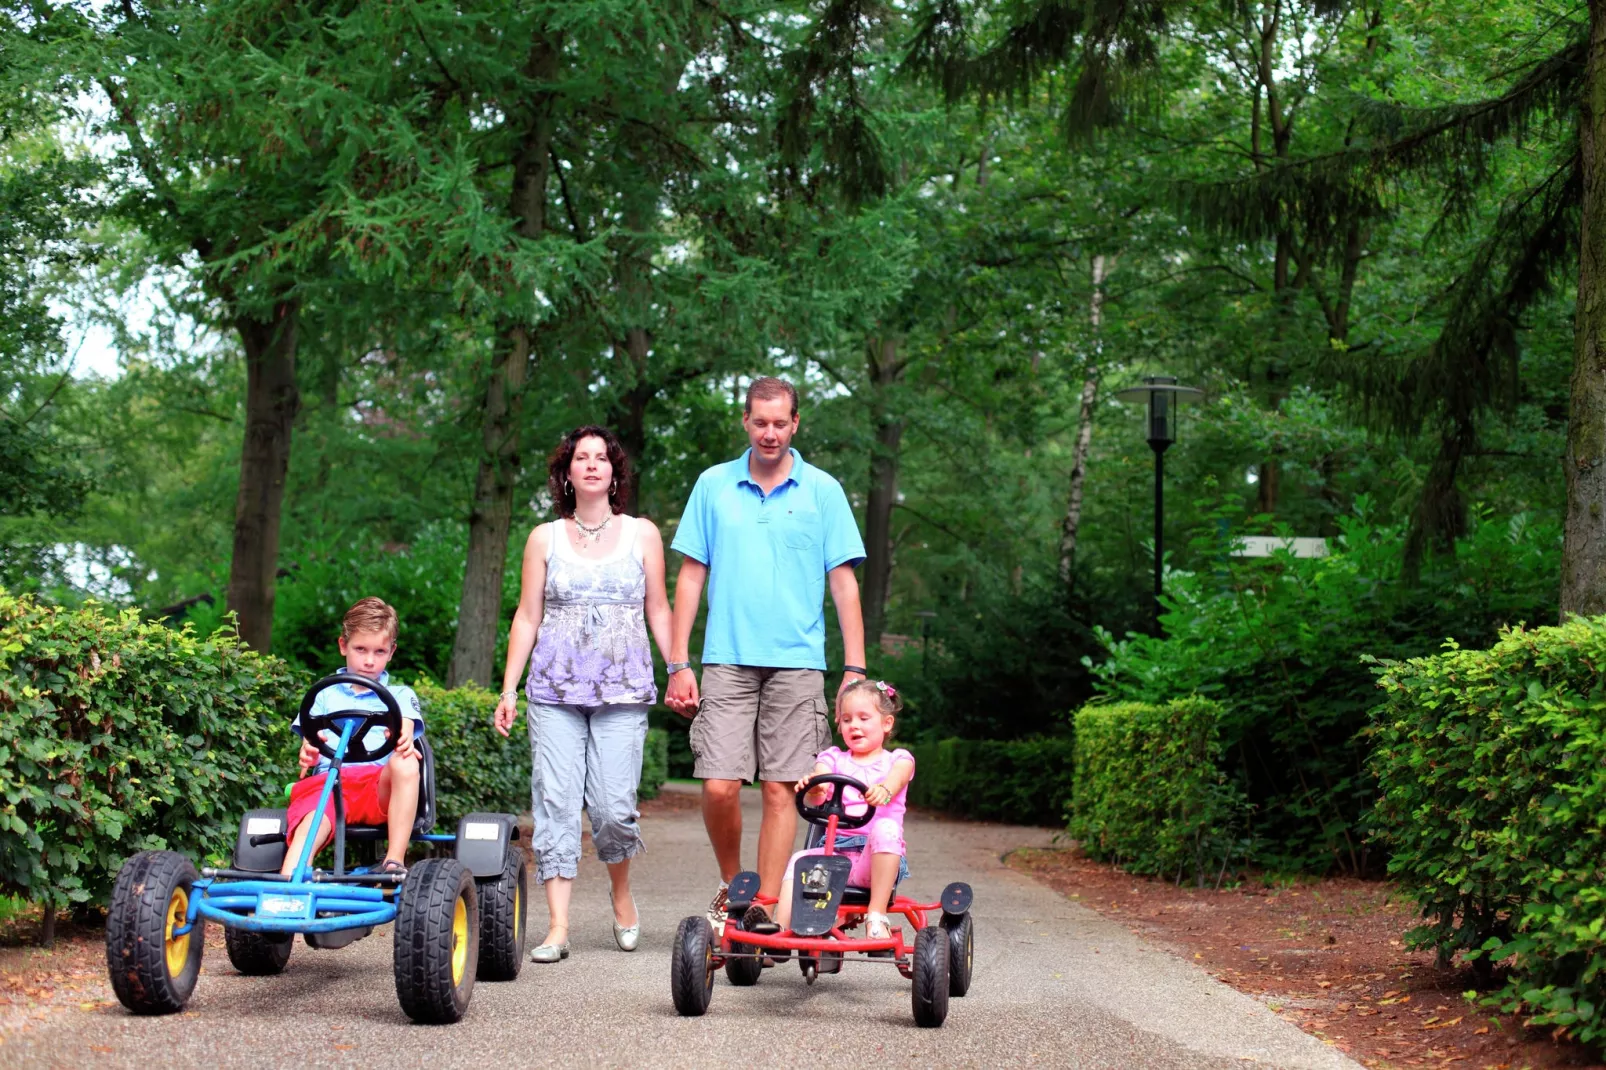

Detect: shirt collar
[736,447,805,490]
[338,669,390,695]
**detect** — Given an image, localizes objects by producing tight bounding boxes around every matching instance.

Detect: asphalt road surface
[6,785,1361,1069]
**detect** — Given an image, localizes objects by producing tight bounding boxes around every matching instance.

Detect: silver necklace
[573,512,612,546]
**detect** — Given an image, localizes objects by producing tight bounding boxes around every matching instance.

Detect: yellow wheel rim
[514,877,524,943]
[164,887,191,977]
[450,895,468,986]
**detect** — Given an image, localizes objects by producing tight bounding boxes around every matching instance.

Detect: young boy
[281,597,424,876]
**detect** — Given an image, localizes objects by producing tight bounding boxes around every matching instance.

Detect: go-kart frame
[670,772,976,1028]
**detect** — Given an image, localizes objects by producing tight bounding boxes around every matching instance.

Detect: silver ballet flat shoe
[611,893,640,952]
[528,941,570,963]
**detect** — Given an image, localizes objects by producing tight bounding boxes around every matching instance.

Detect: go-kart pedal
[724,871,762,914]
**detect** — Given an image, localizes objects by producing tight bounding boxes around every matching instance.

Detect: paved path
[6,787,1360,1069]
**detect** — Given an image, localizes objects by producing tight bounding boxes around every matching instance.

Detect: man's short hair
[745,376,798,417]
[342,596,399,645]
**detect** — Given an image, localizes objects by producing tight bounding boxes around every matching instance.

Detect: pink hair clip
[874,680,897,698]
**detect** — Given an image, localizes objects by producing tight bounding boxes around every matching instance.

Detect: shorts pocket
[813,697,833,752]
[688,712,707,758]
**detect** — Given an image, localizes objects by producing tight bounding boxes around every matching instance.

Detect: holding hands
[664,665,699,719]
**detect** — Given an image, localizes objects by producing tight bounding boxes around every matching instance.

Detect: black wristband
[842,665,867,676]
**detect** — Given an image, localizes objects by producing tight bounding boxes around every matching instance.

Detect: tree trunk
[225,299,300,652]
[1059,253,1109,589]
[862,337,904,649]
[447,37,559,687]
[1562,2,1606,618]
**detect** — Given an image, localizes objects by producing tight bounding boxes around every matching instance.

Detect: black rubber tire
[476,849,528,982]
[393,857,479,1024]
[671,916,716,1016]
[224,927,293,976]
[724,905,765,987]
[910,925,951,1027]
[105,850,204,1015]
[941,911,974,996]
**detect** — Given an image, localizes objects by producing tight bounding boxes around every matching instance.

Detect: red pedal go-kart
[670,773,974,1027]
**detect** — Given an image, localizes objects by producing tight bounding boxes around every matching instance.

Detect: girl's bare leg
[868,853,901,916]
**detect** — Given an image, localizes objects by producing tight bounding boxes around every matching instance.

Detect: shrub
[413,682,530,826]
[1069,699,1249,885]
[414,682,668,823]
[1369,617,1606,1046]
[0,590,299,910]
[1090,499,1559,873]
[902,736,1076,826]
[640,725,669,801]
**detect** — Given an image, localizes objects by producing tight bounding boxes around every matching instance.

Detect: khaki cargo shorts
[690,665,831,783]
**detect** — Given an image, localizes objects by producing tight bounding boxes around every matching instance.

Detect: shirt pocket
[780,507,822,550]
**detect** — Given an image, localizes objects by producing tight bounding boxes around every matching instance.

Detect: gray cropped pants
[528,701,650,882]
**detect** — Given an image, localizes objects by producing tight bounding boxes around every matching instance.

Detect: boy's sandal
[378,859,407,876]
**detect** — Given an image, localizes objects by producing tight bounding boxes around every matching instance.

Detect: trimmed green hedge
[1069,699,1249,884]
[415,682,667,824]
[903,736,1075,826]
[1369,618,1606,1045]
[413,682,530,826]
[0,591,299,910]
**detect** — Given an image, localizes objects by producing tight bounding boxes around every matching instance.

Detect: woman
[493,425,674,962]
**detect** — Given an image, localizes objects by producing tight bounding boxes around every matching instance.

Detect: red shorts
[287,763,390,835]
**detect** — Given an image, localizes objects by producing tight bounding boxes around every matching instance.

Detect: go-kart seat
[803,822,902,907]
[342,734,437,840]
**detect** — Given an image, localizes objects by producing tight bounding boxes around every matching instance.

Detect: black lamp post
[1114,375,1203,633]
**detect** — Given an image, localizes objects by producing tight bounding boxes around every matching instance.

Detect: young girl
[775,679,915,940]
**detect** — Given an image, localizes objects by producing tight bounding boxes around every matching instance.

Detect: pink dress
[788,746,915,887]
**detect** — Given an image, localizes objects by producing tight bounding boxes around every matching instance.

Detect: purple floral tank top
[525,516,657,706]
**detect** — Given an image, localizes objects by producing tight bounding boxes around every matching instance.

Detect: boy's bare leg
[541,875,573,946]
[868,853,900,916]
[280,814,332,877]
[606,859,637,927]
[702,778,744,881]
[376,756,420,866]
[756,780,798,908]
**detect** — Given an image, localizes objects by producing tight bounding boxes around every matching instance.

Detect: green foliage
[0,589,298,909]
[1069,699,1249,885]
[902,736,1075,826]
[411,682,529,829]
[1367,616,1606,1047]
[267,524,503,685]
[1091,497,1559,873]
[640,724,669,803]
[413,682,666,825]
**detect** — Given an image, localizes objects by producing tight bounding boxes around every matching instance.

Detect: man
[665,376,867,932]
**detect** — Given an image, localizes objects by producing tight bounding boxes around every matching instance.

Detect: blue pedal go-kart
[104,673,528,1024]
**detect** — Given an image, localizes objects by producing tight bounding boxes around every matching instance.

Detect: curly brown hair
[547,425,633,518]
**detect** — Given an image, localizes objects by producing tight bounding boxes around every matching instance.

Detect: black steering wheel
[795,773,876,830]
[296,672,404,765]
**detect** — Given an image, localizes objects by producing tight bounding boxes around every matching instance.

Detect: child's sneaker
[866,911,893,940]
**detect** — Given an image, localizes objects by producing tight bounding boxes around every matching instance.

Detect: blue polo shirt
[672,448,865,669]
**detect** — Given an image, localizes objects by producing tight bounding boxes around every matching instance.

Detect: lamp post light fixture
[1113,375,1203,633]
